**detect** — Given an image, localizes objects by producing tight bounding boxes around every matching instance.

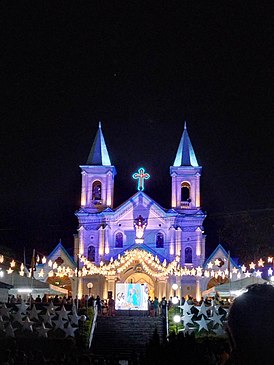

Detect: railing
[181,201,191,208]
[165,305,169,339]
[88,304,98,349]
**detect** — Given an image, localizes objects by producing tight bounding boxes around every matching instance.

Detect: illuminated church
[37,122,235,301]
[74,121,205,299]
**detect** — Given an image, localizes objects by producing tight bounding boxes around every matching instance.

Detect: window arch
[156,232,164,248]
[181,182,191,202]
[115,232,123,248]
[92,181,102,200]
[185,247,192,264]
[88,245,95,262]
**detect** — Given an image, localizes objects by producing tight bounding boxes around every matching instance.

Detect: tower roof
[86,122,112,166]
[173,122,199,167]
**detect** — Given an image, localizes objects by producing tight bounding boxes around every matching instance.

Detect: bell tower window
[156,232,164,248]
[185,247,192,264]
[92,181,102,201]
[88,245,95,262]
[181,182,190,201]
[115,232,123,248]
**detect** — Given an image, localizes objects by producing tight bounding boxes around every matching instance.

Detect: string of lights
[0,249,273,281]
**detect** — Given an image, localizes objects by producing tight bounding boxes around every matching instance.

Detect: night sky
[0,2,273,258]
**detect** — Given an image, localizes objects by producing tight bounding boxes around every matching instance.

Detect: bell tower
[79,122,116,211]
[170,122,202,210]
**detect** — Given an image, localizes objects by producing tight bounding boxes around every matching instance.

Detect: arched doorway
[124,272,155,299]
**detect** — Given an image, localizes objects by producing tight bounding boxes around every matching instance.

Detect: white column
[195,173,200,208]
[106,172,112,207]
[104,225,110,255]
[195,278,201,302]
[175,227,182,257]
[196,229,201,257]
[81,172,87,206]
[171,174,177,208]
[169,226,176,256]
[98,226,105,256]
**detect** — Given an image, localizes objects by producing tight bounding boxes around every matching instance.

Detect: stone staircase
[91,311,166,360]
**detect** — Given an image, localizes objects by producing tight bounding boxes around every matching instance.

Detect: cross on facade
[132,167,150,191]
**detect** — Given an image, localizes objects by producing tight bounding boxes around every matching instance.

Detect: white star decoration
[210,311,223,326]
[12,310,23,324]
[183,324,195,335]
[40,310,53,327]
[16,301,29,314]
[68,312,80,326]
[179,301,193,314]
[196,316,211,332]
[64,322,77,338]
[47,302,58,315]
[36,322,51,338]
[53,315,66,331]
[195,302,209,317]
[22,316,34,332]
[0,304,10,318]
[182,312,194,326]
[56,305,69,320]
[29,304,41,320]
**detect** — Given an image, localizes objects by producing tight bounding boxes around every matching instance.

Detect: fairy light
[38,269,45,278]
[10,260,15,268]
[3,246,273,285]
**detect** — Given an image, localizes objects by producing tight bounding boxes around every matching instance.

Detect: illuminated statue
[134,215,147,243]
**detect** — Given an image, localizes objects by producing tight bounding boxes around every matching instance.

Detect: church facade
[73,122,207,300]
[35,122,236,301]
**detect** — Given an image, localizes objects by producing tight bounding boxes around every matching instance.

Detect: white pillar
[195,173,200,208]
[81,172,87,206]
[195,278,201,302]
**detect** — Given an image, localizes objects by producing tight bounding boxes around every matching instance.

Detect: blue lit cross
[132,167,150,191]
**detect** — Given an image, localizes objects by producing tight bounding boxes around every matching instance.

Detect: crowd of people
[2,283,274,364]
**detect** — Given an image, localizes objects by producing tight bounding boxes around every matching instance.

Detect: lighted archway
[123,271,155,299]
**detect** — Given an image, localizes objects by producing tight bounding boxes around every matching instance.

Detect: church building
[74,122,206,300]
[36,122,235,302]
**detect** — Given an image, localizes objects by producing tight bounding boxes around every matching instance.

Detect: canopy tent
[2,273,68,300]
[202,276,268,298]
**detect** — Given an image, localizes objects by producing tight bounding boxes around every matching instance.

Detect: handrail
[165,305,169,339]
[88,304,98,349]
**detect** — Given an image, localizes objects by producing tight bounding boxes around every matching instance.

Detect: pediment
[114,192,167,224]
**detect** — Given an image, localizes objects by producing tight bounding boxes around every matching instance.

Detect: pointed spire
[173,122,199,167]
[86,122,112,165]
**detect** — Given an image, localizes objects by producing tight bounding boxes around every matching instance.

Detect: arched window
[181,182,191,202]
[185,247,192,264]
[92,181,102,200]
[115,232,123,248]
[88,245,95,262]
[156,232,164,248]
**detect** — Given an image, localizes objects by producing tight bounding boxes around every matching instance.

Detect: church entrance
[124,272,155,299]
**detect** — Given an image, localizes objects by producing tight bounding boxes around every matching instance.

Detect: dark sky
[0,2,273,257]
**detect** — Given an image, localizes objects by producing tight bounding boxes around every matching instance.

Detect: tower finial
[184,121,187,129]
[99,121,102,128]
